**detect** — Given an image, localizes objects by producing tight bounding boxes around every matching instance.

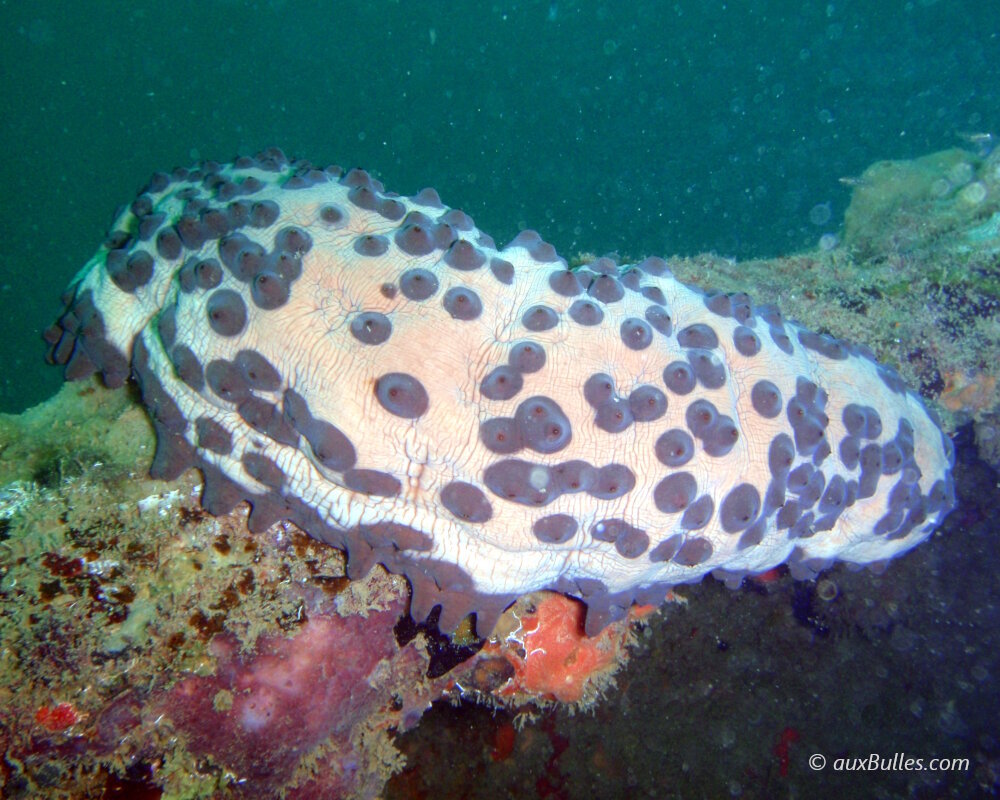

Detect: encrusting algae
[0,378,647,798]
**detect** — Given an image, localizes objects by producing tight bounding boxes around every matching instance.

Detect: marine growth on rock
[45,148,956,636]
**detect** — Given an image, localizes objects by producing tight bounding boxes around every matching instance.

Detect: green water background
[1,0,997,413]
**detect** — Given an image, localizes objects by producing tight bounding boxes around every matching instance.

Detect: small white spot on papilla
[529,466,550,491]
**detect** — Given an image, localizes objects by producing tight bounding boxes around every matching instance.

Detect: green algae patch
[844,147,999,260]
[0,376,152,488]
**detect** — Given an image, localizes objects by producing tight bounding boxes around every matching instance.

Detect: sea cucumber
[45,148,956,636]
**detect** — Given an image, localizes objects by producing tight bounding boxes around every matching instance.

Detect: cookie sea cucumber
[45,149,956,636]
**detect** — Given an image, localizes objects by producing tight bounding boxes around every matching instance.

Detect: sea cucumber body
[46,150,955,635]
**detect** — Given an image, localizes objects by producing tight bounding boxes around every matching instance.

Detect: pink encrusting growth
[160,606,409,796]
[46,148,956,638]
